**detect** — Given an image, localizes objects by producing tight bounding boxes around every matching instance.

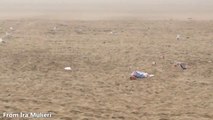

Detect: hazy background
[0,0,213,20]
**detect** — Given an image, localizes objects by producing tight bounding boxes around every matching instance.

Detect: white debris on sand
[109,31,118,35]
[152,61,156,65]
[53,26,57,31]
[0,38,3,43]
[64,67,72,71]
[149,74,154,77]
[0,38,5,44]
[10,27,14,30]
[176,34,180,40]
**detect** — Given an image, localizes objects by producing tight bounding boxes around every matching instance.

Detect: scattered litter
[176,34,180,40]
[130,71,154,80]
[0,38,5,44]
[64,67,72,71]
[174,62,188,70]
[10,27,13,30]
[152,61,156,65]
[53,26,57,31]
[109,31,117,35]
[0,38,3,43]
[160,55,165,59]
[149,74,154,77]
[180,64,187,70]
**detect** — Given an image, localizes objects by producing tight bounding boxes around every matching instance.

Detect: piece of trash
[176,34,180,40]
[180,64,187,70]
[208,61,212,63]
[174,62,188,70]
[0,38,3,43]
[130,71,154,80]
[0,38,5,44]
[160,55,165,59]
[10,27,13,30]
[64,67,72,71]
[152,61,156,65]
[109,31,117,35]
[53,26,57,32]
[149,74,154,77]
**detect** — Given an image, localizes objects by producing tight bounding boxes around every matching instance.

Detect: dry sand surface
[0,19,213,120]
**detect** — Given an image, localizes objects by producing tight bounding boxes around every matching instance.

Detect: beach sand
[0,1,213,120]
[0,18,212,120]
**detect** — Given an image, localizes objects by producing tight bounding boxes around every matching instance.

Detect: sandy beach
[0,19,212,120]
[0,0,213,120]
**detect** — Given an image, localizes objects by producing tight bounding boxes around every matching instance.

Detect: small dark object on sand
[174,62,188,70]
[180,63,187,70]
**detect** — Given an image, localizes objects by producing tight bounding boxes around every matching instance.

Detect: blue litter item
[131,71,148,78]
